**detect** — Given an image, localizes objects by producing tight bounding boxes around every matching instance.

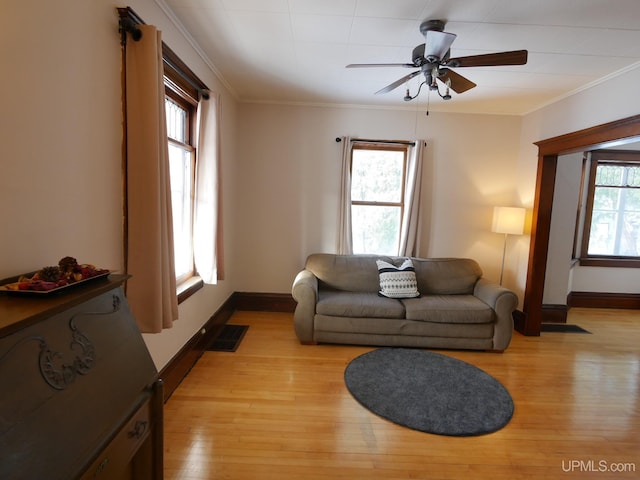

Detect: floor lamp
[492,206,526,285]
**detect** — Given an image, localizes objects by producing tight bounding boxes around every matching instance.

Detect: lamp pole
[499,233,508,285]
[492,206,525,286]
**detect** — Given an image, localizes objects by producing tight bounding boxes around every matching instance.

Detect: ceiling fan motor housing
[419,19,446,36]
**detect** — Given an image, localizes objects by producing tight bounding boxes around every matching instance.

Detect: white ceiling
[162,0,640,115]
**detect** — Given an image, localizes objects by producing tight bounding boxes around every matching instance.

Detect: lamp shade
[492,206,525,235]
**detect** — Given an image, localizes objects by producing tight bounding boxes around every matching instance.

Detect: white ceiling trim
[523,60,640,116]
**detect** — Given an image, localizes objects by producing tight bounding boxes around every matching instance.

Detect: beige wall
[0,0,238,370]
[1,0,123,276]
[2,0,639,370]
[234,103,524,294]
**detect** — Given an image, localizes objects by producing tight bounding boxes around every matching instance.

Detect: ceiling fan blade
[439,68,476,94]
[445,50,528,68]
[424,30,456,60]
[375,71,421,94]
[346,63,415,68]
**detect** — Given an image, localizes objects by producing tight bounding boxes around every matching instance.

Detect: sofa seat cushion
[314,315,494,338]
[317,291,405,319]
[401,295,494,324]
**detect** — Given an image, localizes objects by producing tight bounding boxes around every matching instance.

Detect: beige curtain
[398,140,425,256]
[194,92,224,283]
[124,24,179,332]
[337,136,353,254]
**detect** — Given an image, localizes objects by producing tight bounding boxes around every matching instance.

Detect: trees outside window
[350,145,407,255]
[581,150,640,266]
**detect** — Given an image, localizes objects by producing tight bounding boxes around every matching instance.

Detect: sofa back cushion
[305,254,482,295]
[305,254,382,292]
[412,258,482,295]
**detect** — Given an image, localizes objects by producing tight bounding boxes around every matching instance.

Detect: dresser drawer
[80,398,151,480]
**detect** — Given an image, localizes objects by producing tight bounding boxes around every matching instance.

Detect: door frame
[517,114,640,336]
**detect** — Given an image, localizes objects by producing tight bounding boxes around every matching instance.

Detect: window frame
[579,149,640,267]
[350,143,409,255]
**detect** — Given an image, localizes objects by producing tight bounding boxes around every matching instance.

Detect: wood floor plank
[164,309,640,479]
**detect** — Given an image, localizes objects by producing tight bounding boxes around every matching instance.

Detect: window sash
[165,87,197,284]
[168,140,195,282]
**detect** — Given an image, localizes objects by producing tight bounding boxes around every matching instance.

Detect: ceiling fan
[346,19,528,101]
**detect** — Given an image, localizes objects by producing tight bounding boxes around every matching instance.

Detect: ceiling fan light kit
[346,19,528,105]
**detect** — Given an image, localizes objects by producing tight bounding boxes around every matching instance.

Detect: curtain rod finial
[120,18,142,42]
[335,137,342,142]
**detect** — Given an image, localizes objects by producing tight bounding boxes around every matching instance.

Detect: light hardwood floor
[164,309,640,479]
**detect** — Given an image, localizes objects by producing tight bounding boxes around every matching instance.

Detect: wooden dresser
[0,275,163,479]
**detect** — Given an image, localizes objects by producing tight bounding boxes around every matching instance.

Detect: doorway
[517,114,640,336]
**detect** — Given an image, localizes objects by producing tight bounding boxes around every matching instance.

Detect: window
[162,45,208,298]
[581,150,640,266]
[165,92,196,282]
[350,144,408,255]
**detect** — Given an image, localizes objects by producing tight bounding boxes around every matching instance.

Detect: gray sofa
[291,254,518,352]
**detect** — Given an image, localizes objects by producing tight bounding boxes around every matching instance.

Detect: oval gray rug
[344,348,514,436]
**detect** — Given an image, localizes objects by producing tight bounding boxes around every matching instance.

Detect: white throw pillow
[376,258,420,298]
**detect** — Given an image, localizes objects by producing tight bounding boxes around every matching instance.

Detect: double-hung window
[162,46,207,296]
[350,144,408,255]
[165,91,196,283]
[580,150,640,266]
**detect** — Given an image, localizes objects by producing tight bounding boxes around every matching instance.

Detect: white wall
[0,0,238,371]
[522,66,640,142]
[519,66,640,303]
[543,152,582,304]
[233,103,525,297]
[4,0,638,372]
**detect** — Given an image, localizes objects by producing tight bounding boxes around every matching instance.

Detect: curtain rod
[335,137,420,146]
[118,7,210,101]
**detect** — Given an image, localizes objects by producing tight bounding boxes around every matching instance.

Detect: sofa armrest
[291,269,318,343]
[474,278,518,351]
